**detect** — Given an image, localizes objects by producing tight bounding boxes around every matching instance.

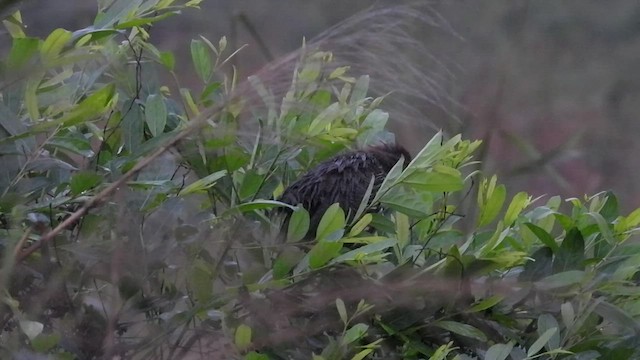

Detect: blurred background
[12,0,640,210]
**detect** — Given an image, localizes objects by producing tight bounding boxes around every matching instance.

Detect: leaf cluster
[1,3,640,360]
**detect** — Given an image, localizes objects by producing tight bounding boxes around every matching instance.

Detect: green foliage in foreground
[1,2,640,359]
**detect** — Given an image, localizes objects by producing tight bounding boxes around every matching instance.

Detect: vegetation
[1,2,640,359]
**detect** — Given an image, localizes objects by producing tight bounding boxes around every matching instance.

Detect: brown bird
[279,143,412,238]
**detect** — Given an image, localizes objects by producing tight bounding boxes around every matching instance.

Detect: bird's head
[367,143,412,172]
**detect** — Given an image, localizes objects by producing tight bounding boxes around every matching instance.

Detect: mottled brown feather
[279,143,411,238]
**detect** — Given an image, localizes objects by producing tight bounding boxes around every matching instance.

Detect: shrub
[1,2,640,359]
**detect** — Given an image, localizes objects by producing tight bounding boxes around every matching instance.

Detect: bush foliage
[1,2,640,359]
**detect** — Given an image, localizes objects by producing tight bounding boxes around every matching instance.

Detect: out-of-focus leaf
[145,94,167,137]
[594,301,640,334]
[70,171,102,195]
[31,333,61,353]
[121,106,144,153]
[19,320,43,340]
[343,323,368,345]
[527,327,558,356]
[41,28,71,62]
[350,75,369,104]
[159,51,175,71]
[6,37,39,68]
[191,39,212,82]
[336,298,347,325]
[273,247,304,280]
[537,314,560,351]
[331,239,395,264]
[235,324,252,351]
[485,342,514,360]
[535,270,586,291]
[180,170,226,195]
[434,321,487,342]
[94,0,143,28]
[468,295,504,313]
[229,200,296,215]
[308,102,342,136]
[245,352,269,360]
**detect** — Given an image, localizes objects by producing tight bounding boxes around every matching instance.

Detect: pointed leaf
[145,94,167,137]
[287,207,310,242]
[316,203,345,240]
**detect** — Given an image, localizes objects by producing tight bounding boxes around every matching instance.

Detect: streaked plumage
[279,143,411,237]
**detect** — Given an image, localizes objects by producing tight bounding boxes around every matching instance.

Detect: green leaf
[245,351,269,360]
[47,136,94,157]
[524,223,559,252]
[189,258,213,303]
[308,240,343,269]
[159,51,175,71]
[357,109,388,145]
[527,327,557,356]
[235,324,252,351]
[228,200,297,215]
[273,247,304,279]
[342,323,369,345]
[395,211,410,245]
[7,37,39,69]
[349,213,372,237]
[121,106,144,153]
[94,0,143,28]
[434,321,487,342]
[402,170,463,192]
[599,191,619,222]
[191,39,212,82]
[478,179,506,227]
[520,246,553,282]
[485,342,514,360]
[40,28,72,62]
[287,207,310,242]
[308,102,342,136]
[336,298,348,325]
[70,171,103,195]
[537,314,560,351]
[552,227,585,272]
[594,301,640,333]
[37,84,116,130]
[504,191,531,226]
[350,75,370,104]
[180,170,227,195]
[379,188,432,218]
[560,302,575,328]
[534,270,586,291]
[31,333,61,352]
[115,11,177,29]
[145,94,167,137]
[238,170,263,200]
[351,349,374,360]
[316,203,345,240]
[331,239,395,263]
[468,295,504,313]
